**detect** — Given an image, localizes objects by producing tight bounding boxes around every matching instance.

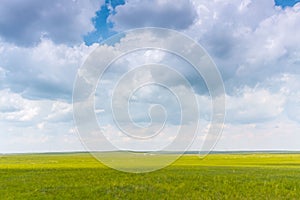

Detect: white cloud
[0,89,83,152]
[181,0,300,90]
[37,122,45,130]
[0,89,40,122]
[226,87,285,124]
[0,89,75,124]
[0,0,104,46]
[237,4,300,78]
[0,67,6,81]
[214,117,300,151]
[109,0,197,30]
[1,0,300,152]
[46,101,73,123]
[0,39,97,100]
[0,121,83,153]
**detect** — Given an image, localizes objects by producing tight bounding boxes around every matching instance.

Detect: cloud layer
[0,0,300,152]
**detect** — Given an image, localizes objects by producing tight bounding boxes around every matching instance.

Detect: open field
[1,153,300,199]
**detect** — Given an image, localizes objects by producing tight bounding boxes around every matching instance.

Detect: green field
[1,153,300,199]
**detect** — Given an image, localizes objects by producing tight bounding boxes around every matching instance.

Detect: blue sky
[0,0,300,153]
[84,0,125,45]
[275,0,300,7]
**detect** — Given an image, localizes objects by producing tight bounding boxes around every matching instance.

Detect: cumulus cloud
[0,89,40,122]
[185,0,300,89]
[46,101,73,123]
[0,89,75,124]
[0,0,104,46]
[87,31,214,130]
[108,0,197,30]
[1,0,300,152]
[0,39,97,100]
[0,89,81,153]
[235,3,300,81]
[226,87,285,124]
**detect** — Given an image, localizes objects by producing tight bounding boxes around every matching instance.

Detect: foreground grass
[1,153,300,199]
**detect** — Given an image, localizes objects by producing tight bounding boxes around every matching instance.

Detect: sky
[0,0,300,153]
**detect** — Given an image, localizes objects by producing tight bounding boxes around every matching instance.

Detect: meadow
[1,152,300,199]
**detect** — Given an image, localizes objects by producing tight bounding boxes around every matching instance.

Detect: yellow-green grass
[1,153,300,199]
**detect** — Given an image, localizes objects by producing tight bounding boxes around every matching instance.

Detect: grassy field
[1,153,300,199]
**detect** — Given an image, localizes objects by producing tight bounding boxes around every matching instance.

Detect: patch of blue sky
[275,0,300,7]
[84,0,125,45]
